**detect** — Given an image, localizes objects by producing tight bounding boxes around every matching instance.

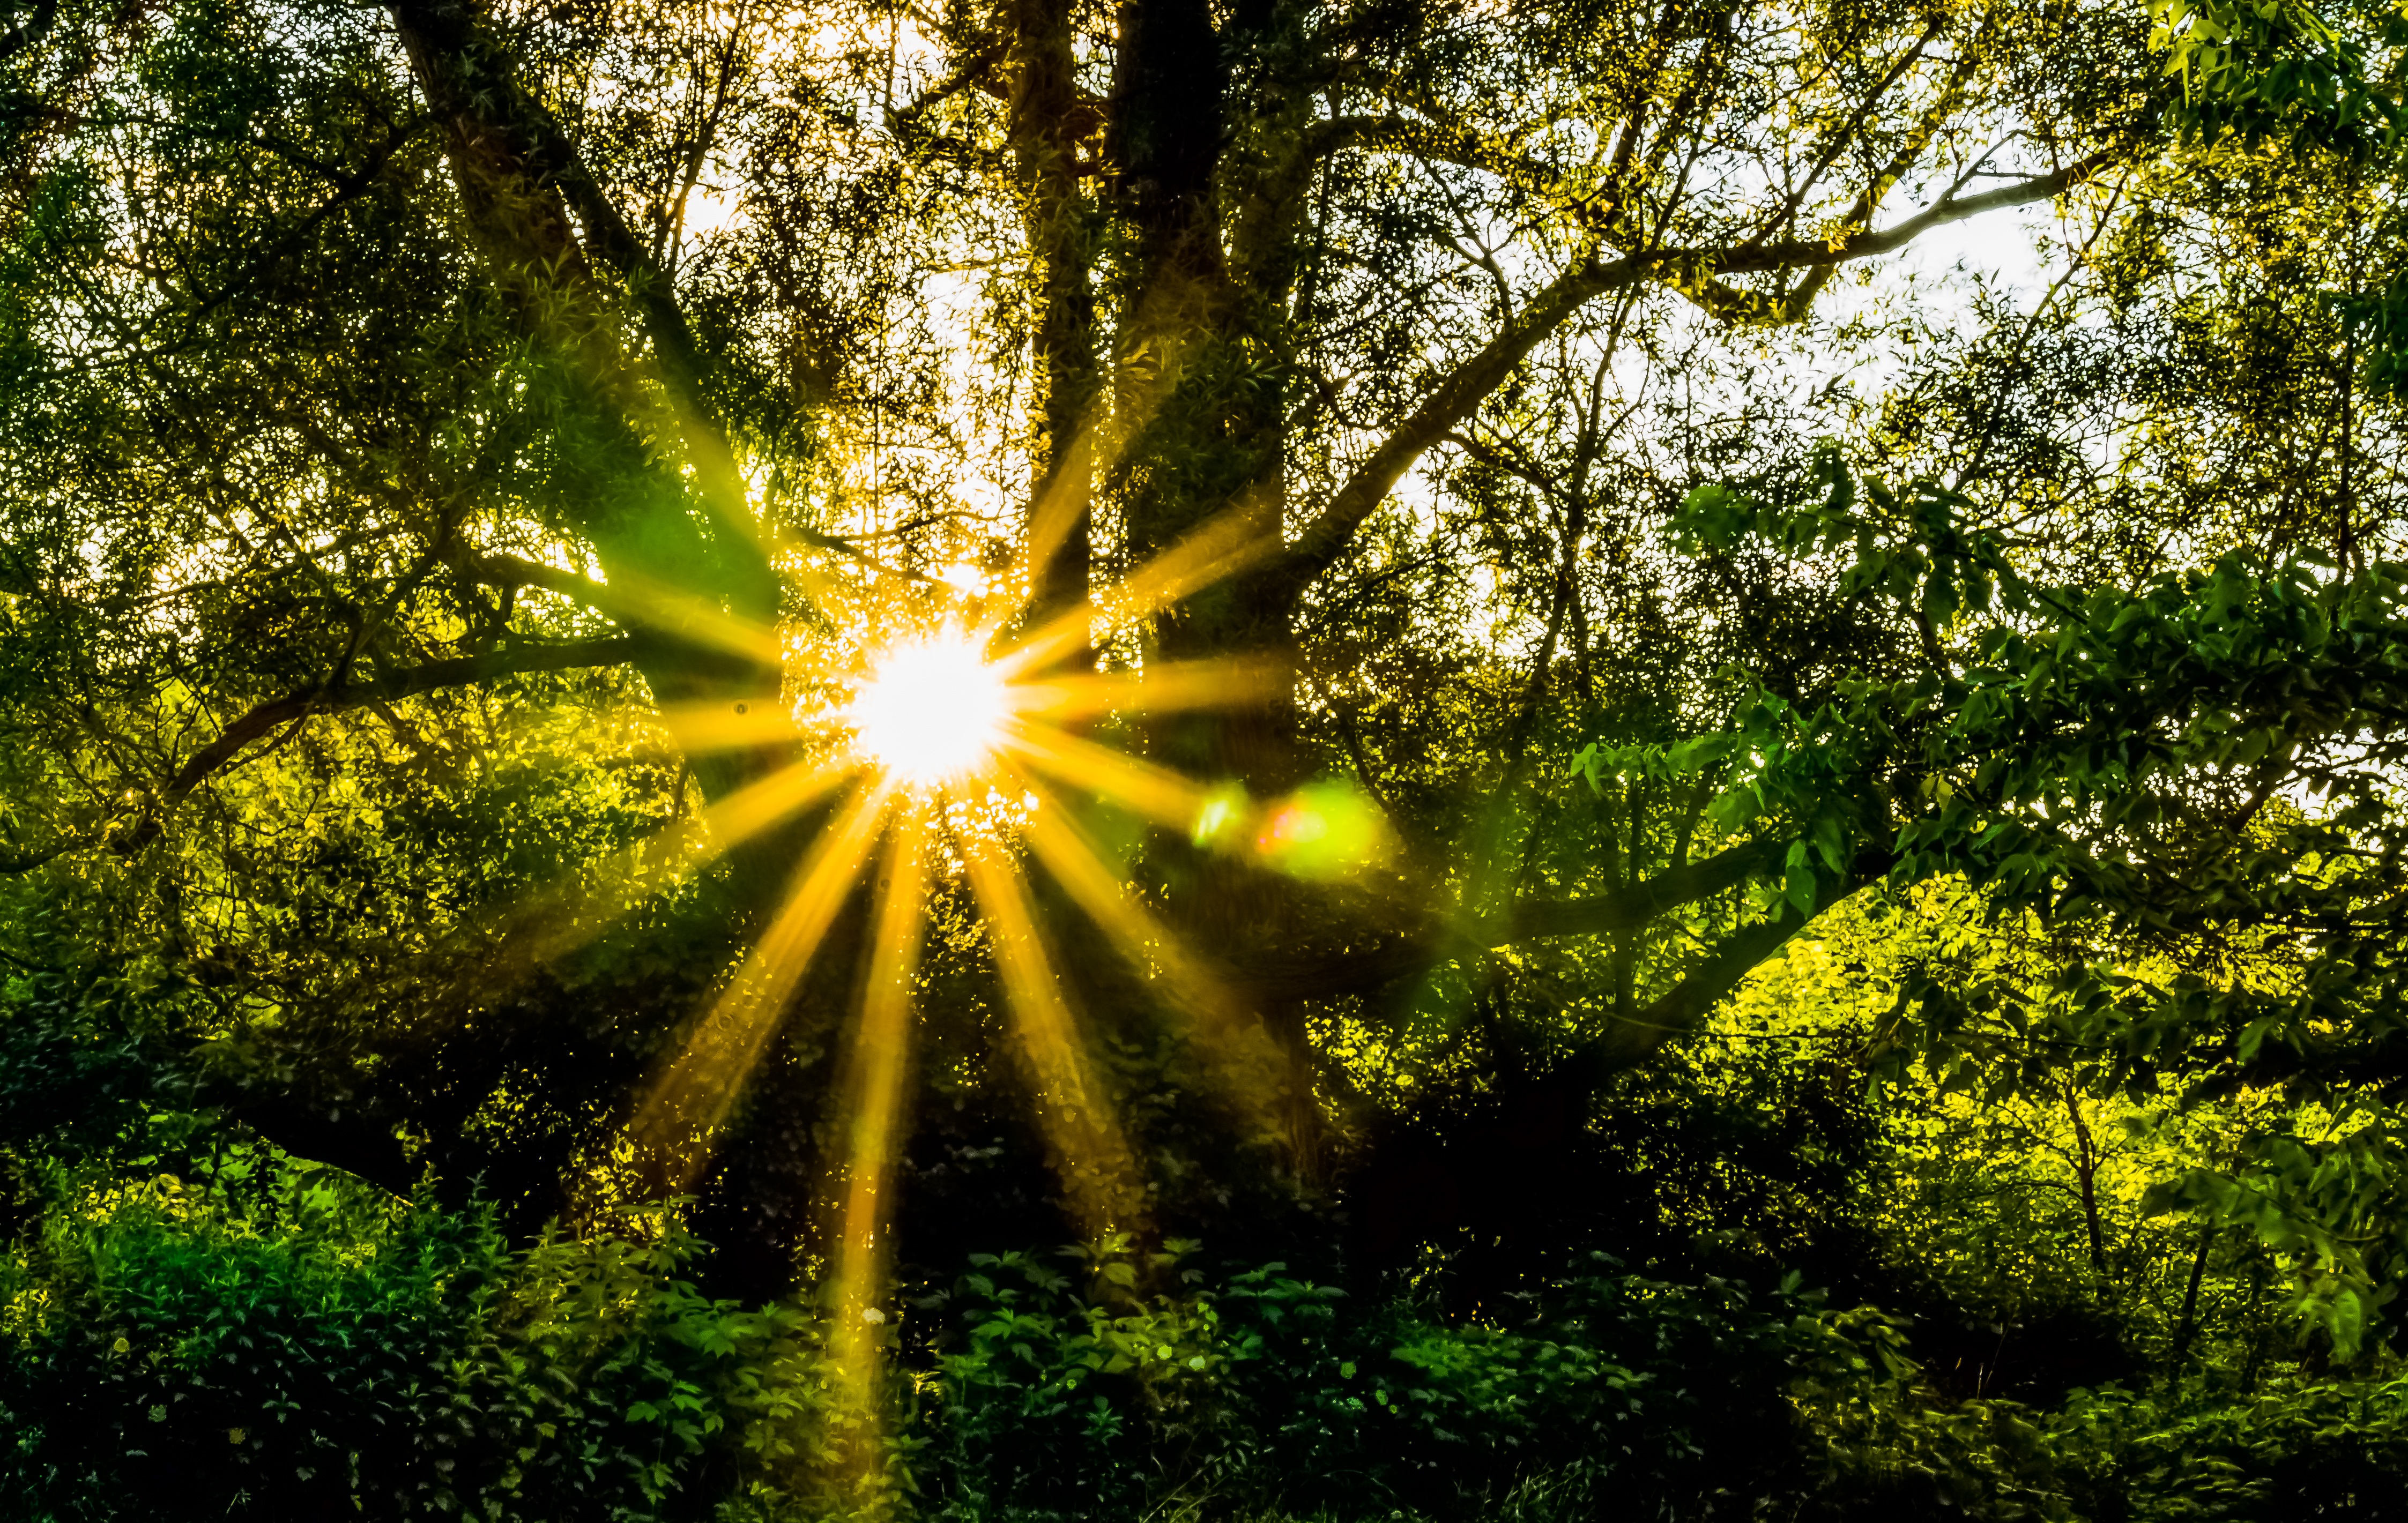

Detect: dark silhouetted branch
[1232,839,1789,1000]
[163,637,642,809]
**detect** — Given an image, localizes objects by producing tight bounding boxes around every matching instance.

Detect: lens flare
[846,631,1008,786]
[601,494,1380,1337]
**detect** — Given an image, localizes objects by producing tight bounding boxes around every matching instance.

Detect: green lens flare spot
[1254,780,1392,880]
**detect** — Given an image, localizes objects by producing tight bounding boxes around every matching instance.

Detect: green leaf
[1784,842,1817,916]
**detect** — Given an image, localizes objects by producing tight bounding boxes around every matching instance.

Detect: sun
[845,629,1010,787]
[621,506,1363,1398]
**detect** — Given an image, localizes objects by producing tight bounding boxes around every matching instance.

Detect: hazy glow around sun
[846,631,1009,786]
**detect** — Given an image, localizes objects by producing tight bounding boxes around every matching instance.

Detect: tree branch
[464,550,615,611]
[1271,150,2118,602]
[0,836,89,877]
[1275,253,1625,600]
[1571,868,1878,1072]
[1301,114,1554,183]
[1699,149,2117,279]
[210,1089,421,1200]
[385,0,814,622]
[1232,839,1782,1000]
[161,637,642,810]
[1494,838,1780,939]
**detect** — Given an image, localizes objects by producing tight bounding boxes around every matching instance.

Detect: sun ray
[397,756,857,1061]
[1017,419,1101,602]
[1000,720,1233,835]
[828,806,931,1419]
[847,630,1009,785]
[644,699,806,756]
[995,296,1199,634]
[960,831,1144,1236]
[688,754,859,855]
[593,467,1317,1315]
[628,778,896,1184]
[996,489,1287,676]
[444,753,860,1013]
[1005,655,1291,726]
[1005,770,1283,1131]
[566,561,786,670]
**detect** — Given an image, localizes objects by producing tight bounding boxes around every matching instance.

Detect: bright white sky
[1897,201,2060,301]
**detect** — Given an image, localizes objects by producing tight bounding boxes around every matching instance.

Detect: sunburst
[626,524,1300,1202]
[569,502,1398,1481]
[843,629,1012,786]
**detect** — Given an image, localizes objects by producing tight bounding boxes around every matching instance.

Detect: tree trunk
[1012,0,1098,629]
[2169,1223,2213,1373]
[2065,1079,2108,1275]
[1105,0,1329,1175]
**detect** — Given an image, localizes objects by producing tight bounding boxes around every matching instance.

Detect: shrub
[0,1149,906,1521]
[918,1243,1873,1520]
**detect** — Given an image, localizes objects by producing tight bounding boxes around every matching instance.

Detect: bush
[917,1242,1876,1520]
[13,1162,2408,1523]
[0,1148,905,1521]
[1796,1357,2408,1521]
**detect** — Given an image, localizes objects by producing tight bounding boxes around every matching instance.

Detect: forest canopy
[6,0,2408,1514]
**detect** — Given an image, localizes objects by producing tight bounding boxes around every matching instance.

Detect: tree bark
[1105,0,1333,1177]
[1012,0,1098,629]
[2169,1223,2214,1372]
[2067,1078,2109,1274]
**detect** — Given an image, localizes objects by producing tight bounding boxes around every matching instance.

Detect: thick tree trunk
[1106,0,1342,1175]
[200,2,824,1237]
[1012,0,1098,628]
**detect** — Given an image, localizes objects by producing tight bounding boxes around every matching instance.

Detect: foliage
[12,0,2408,1512]
[17,1160,2408,1523]
[0,1145,902,1521]
[918,1239,1866,1519]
